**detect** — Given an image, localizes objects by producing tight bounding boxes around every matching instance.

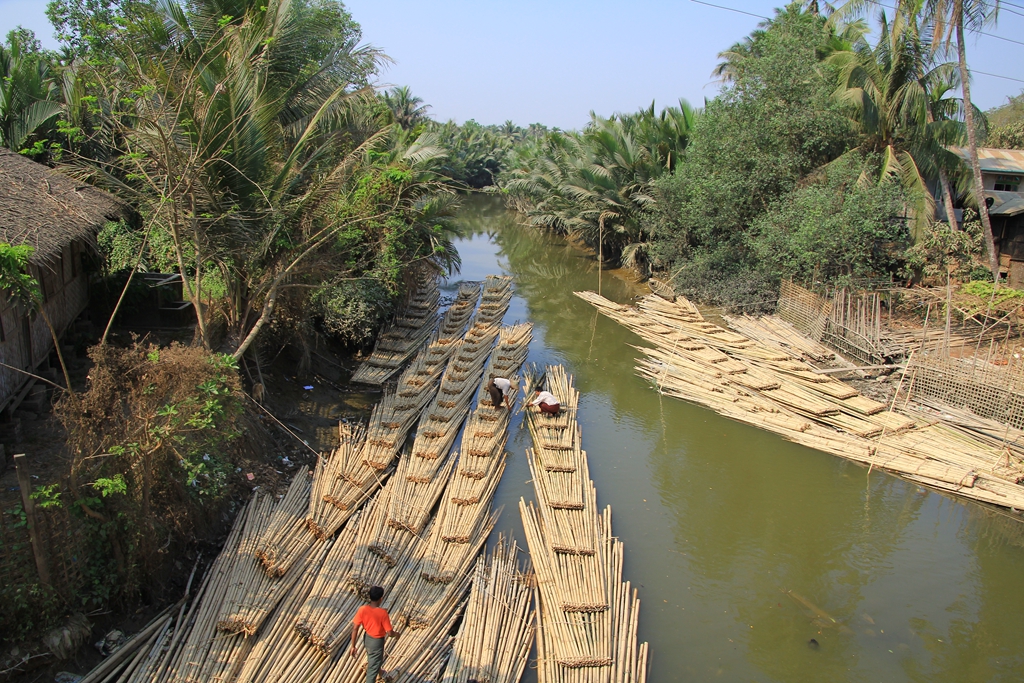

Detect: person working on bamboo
[486,375,514,410]
[350,585,400,683]
[531,387,560,415]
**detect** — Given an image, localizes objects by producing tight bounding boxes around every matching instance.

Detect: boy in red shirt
[350,585,400,683]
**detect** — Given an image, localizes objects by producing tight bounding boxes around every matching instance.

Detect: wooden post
[14,453,51,586]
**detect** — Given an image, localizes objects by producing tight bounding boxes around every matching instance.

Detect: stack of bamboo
[527,366,582,470]
[306,423,375,540]
[474,275,514,324]
[439,537,535,683]
[233,536,337,683]
[350,276,441,385]
[388,277,517,533]
[83,491,319,683]
[577,291,1024,512]
[442,323,533,541]
[520,364,648,682]
[317,299,477,537]
[723,313,836,362]
[524,501,646,681]
[218,474,319,637]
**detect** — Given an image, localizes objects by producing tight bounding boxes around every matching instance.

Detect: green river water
[449,195,1024,683]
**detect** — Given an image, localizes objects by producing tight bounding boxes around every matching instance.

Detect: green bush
[746,155,910,283]
[313,279,394,346]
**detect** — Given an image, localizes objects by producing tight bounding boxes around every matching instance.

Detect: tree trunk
[939,168,958,230]
[956,15,999,280]
[37,305,73,396]
[927,106,960,230]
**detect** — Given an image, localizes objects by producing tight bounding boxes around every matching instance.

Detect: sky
[2,0,1022,130]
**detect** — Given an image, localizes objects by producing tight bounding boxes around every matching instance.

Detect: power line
[873,1,1024,47]
[973,69,1024,83]
[694,0,1024,83]
[688,0,768,21]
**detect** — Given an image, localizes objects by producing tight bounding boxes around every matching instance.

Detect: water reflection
[452,195,1024,683]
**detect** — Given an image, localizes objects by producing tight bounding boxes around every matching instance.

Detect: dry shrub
[54,342,273,597]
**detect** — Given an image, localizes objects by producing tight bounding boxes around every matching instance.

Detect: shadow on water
[450,195,1024,683]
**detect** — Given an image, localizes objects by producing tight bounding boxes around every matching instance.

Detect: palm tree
[382,85,430,130]
[77,0,448,358]
[501,103,693,274]
[826,12,968,234]
[0,33,62,152]
[835,0,1002,278]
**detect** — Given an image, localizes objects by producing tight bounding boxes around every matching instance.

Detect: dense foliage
[986,91,1024,149]
[500,101,694,273]
[497,1,1000,309]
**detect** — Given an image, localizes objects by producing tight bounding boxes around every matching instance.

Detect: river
[447,195,1024,683]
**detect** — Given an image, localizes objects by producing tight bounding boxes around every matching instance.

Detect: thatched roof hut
[0,148,129,263]
[0,150,132,416]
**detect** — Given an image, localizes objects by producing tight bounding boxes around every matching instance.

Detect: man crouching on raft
[531,387,560,415]
[350,585,400,683]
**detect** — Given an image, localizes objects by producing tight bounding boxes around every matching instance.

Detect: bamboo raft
[439,538,535,683]
[521,364,648,681]
[80,276,653,683]
[350,276,441,385]
[577,290,1024,512]
[388,277,517,531]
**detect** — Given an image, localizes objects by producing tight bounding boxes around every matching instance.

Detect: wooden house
[948,147,1024,284]
[0,148,129,414]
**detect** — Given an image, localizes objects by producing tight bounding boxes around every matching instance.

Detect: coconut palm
[382,85,430,130]
[0,33,62,151]
[500,103,693,274]
[826,11,969,233]
[835,0,1002,277]
[76,0,465,358]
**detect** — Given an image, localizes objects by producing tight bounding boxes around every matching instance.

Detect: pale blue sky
[2,0,1022,129]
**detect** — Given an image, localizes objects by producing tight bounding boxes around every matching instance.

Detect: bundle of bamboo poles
[521,364,648,681]
[306,423,377,540]
[385,449,459,535]
[526,503,647,682]
[347,479,436,594]
[82,492,275,683]
[395,507,498,628]
[255,469,317,577]
[299,494,419,653]
[475,275,514,324]
[351,277,441,384]
[577,290,1024,512]
[311,590,467,683]
[439,537,535,683]
[389,283,515,529]
[232,534,339,683]
[526,366,581,468]
[218,480,320,637]
[723,313,835,362]
[521,499,611,665]
[293,509,365,652]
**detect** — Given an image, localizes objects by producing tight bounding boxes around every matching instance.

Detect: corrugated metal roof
[992,195,1024,217]
[952,147,1024,174]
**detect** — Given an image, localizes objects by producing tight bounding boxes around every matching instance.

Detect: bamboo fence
[577,290,1024,512]
[350,276,441,384]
